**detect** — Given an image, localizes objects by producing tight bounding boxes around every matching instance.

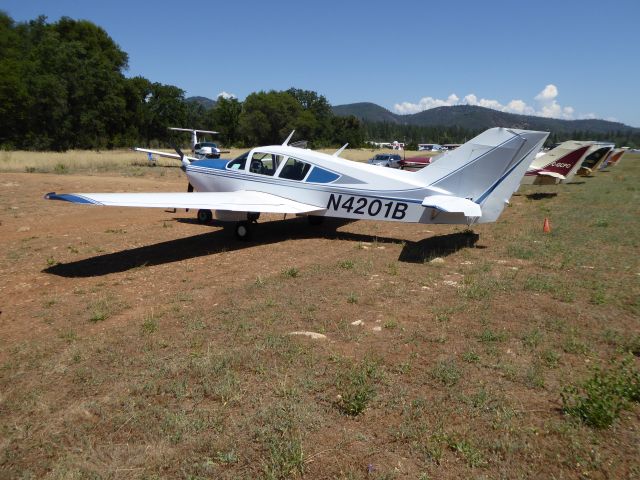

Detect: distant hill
[186,96,217,109]
[332,103,639,135]
[332,102,401,124]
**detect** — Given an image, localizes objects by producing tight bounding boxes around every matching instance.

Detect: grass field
[0,153,638,479]
[0,147,417,175]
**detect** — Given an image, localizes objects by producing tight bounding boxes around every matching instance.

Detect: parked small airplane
[577,144,614,176]
[134,127,231,163]
[520,141,593,185]
[45,127,548,240]
[169,127,230,159]
[599,148,627,169]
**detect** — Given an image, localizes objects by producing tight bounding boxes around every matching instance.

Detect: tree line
[1,13,637,151]
[361,121,640,150]
[0,14,363,151]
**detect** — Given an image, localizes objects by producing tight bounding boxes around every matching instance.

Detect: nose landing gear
[197,209,213,224]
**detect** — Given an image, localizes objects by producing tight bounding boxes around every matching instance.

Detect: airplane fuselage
[185,148,468,225]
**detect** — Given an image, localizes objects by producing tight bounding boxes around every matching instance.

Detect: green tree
[286,88,333,144]
[238,90,302,145]
[209,96,242,146]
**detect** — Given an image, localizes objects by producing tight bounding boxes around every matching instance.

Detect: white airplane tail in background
[415,128,548,223]
[169,127,219,149]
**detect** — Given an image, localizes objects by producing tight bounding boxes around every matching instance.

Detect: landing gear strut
[197,209,212,224]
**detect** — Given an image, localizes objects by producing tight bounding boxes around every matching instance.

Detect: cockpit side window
[278,157,311,181]
[248,152,283,176]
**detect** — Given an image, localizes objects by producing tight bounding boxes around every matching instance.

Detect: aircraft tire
[197,209,213,224]
[235,221,252,240]
[308,215,325,226]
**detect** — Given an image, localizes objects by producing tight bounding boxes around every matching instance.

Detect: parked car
[398,156,433,170]
[367,153,402,168]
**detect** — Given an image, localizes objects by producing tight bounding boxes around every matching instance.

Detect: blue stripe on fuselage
[189,159,230,170]
[185,166,425,205]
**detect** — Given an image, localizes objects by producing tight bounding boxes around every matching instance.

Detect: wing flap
[422,195,482,217]
[45,191,323,214]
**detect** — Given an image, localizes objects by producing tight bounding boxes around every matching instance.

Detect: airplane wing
[134,147,180,160]
[134,148,199,162]
[422,195,482,217]
[45,191,323,214]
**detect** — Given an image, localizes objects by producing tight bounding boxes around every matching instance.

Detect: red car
[398,156,432,170]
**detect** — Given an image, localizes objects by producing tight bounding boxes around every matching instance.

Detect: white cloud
[392,84,583,120]
[216,91,236,99]
[534,84,558,101]
[393,93,460,114]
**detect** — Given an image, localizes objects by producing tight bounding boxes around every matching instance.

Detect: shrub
[336,360,380,416]
[431,359,462,386]
[283,267,299,278]
[561,355,640,428]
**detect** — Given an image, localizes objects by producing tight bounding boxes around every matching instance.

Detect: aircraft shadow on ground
[44,217,480,277]
[525,192,558,200]
[398,231,480,263]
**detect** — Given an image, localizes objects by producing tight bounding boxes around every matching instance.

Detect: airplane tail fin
[415,128,548,223]
[532,143,592,179]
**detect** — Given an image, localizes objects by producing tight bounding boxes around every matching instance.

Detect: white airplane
[521,141,593,185]
[133,127,231,164]
[45,127,548,240]
[169,127,227,158]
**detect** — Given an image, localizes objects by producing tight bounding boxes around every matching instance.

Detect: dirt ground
[0,160,638,479]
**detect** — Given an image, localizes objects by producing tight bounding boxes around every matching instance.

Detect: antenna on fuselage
[282,130,295,146]
[333,143,349,157]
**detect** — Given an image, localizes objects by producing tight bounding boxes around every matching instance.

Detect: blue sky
[3,0,639,126]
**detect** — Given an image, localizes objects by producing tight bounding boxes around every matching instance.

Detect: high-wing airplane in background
[45,128,548,240]
[521,141,593,185]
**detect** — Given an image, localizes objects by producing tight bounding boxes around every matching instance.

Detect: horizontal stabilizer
[536,171,565,179]
[45,191,323,214]
[169,127,218,134]
[422,195,482,217]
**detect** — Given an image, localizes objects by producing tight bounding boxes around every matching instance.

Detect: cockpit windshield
[227,151,249,170]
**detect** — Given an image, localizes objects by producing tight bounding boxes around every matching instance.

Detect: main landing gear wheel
[235,221,252,240]
[308,215,325,226]
[197,209,212,224]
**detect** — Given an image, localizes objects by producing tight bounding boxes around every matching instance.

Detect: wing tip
[44,192,99,205]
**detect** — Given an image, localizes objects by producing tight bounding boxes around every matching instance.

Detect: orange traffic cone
[543,217,551,233]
